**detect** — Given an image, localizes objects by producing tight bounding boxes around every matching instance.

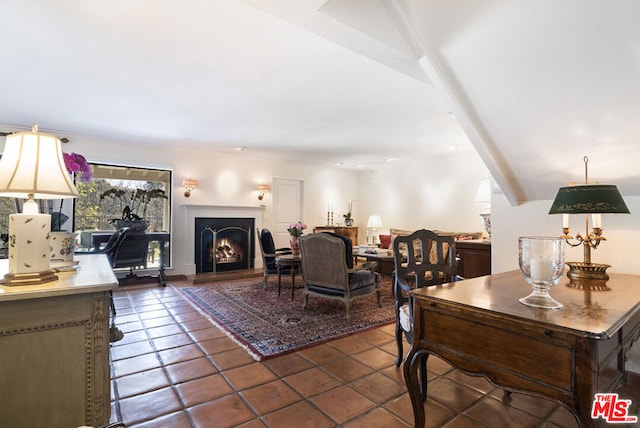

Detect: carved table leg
[404,348,429,428]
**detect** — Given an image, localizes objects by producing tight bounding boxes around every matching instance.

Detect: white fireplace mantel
[182,204,265,275]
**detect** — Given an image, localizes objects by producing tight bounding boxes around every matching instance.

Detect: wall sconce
[183,178,198,197]
[257,183,271,200]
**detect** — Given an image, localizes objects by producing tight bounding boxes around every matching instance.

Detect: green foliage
[99,183,167,221]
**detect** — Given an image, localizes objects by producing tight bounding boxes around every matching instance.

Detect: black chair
[392,229,459,399]
[257,228,292,289]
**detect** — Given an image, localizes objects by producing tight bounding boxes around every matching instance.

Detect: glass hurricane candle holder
[518,236,565,309]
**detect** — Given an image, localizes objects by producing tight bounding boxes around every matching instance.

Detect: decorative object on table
[99,187,167,232]
[326,204,334,225]
[518,236,565,309]
[0,124,79,285]
[49,231,77,262]
[343,200,354,226]
[256,183,270,200]
[183,178,198,198]
[367,214,383,246]
[179,275,395,360]
[473,176,492,238]
[286,221,307,256]
[548,156,630,280]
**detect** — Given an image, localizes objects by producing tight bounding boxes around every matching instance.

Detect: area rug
[178,276,395,360]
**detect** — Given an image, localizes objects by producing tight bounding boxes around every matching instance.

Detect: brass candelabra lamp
[548,156,630,281]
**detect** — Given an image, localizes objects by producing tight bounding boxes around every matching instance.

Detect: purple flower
[63,152,92,182]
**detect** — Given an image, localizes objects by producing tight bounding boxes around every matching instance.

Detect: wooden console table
[455,239,491,278]
[313,226,358,246]
[0,254,118,427]
[405,270,640,427]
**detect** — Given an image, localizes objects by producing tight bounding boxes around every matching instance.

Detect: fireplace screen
[195,218,254,273]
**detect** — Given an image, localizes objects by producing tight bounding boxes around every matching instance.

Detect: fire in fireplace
[195,217,255,273]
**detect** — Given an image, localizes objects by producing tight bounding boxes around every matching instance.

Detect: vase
[345,218,354,226]
[518,236,565,309]
[50,231,77,262]
[289,236,300,256]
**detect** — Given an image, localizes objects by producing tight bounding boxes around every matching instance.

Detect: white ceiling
[1,0,639,204]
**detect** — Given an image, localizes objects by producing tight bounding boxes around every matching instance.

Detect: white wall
[60,135,359,277]
[355,148,490,240]
[492,192,640,276]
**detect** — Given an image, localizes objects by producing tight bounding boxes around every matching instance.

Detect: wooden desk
[92,231,170,286]
[0,254,118,427]
[405,271,640,427]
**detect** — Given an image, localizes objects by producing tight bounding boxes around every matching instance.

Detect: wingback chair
[257,228,292,289]
[299,232,381,319]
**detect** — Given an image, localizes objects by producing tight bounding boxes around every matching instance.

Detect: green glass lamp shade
[548,185,630,214]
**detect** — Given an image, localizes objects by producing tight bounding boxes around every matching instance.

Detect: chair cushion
[399,303,411,332]
[348,270,378,294]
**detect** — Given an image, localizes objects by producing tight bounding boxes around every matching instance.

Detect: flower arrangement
[63,152,92,182]
[287,221,308,238]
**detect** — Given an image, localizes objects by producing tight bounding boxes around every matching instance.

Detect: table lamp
[367,214,383,246]
[0,124,79,285]
[548,156,630,280]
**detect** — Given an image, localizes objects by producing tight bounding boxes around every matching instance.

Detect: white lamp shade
[0,127,79,199]
[367,214,383,228]
[473,177,491,205]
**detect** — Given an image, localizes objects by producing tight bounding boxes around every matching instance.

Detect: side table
[276,254,302,300]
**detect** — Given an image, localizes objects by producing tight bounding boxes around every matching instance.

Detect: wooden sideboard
[0,254,118,428]
[456,239,491,278]
[313,226,358,246]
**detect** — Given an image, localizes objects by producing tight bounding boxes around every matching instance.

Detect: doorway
[272,178,304,248]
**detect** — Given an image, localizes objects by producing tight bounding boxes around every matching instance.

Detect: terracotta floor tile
[146,323,185,339]
[489,389,557,418]
[546,404,580,427]
[299,343,346,364]
[199,336,239,355]
[174,310,206,323]
[175,373,233,407]
[152,332,194,351]
[115,313,140,324]
[356,327,395,346]
[112,352,162,378]
[329,335,374,354]
[210,348,256,371]
[345,407,411,428]
[115,329,148,346]
[181,317,217,332]
[446,370,497,395]
[235,419,267,428]
[261,401,335,428]
[240,379,302,414]
[350,372,407,404]
[157,343,205,365]
[117,320,144,333]
[463,395,542,427]
[283,367,341,397]
[116,367,170,398]
[110,340,154,361]
[427,356,455,376]
[137,309,172,320]
[142,315,178,329]
[442,414,486,427]
[322,356,376,383]
[136,303,165,313]
[310,385,376,424]
[223,362,277,391]
[165,356,218,384]
[118,387,182,426]
[427,377,484,412]
[188,395,255,428]
[189,326,227,342]
[262,352,314,377]
[127,410,193,428]
[352,347,396,370]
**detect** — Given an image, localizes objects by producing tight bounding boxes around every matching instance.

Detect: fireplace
[195,217,255,273]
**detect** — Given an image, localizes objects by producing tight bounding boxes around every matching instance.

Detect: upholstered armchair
[299,232,381,319]
[257,228,292,289]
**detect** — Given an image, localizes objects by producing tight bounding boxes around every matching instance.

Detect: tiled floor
[108,281,634,428]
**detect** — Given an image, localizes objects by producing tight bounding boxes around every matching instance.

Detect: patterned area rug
[178,276,395,360]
